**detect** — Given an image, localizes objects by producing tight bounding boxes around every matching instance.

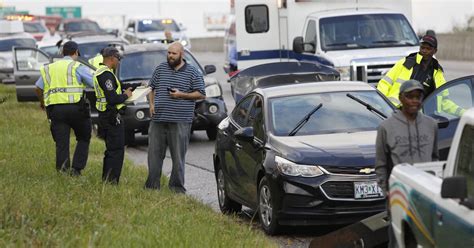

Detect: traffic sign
[46,7,81,18]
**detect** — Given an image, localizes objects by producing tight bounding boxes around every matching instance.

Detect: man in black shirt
[93,47,132,184]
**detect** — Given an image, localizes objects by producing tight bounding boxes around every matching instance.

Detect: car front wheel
[258,177,280,235]
[216,167,241,214]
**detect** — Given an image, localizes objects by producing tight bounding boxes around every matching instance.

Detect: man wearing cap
[35,41,94,176]
[93,47,133,184]
[377,34,465,116]
[375,79,439,248]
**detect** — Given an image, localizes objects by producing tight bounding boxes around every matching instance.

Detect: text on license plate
[354,181,384,199]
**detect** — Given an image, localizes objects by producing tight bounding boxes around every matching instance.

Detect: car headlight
[140,39,150,44]
[336,66,350,81]
[205,84,221,98]
[275,156,324,177]
[136,110,145,120]
[180,39,188,47]
[208,104,218,114]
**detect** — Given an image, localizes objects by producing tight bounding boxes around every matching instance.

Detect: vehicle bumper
[192,97,228,131]
[122,103,151,134]
[268,173,386,226]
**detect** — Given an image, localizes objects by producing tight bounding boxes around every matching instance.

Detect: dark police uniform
[93,64,128,184]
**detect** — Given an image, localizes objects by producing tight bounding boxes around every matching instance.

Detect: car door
[224,95,254,202]
[14,47,51,102]
[432,124,474,247]
[422,75,474,159]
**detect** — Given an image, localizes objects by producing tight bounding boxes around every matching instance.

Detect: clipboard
[125,86,152,104]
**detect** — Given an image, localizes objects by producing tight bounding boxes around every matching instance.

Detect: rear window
[0,38,36,52]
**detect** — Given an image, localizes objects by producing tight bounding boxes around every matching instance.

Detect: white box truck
[226,0,420,86]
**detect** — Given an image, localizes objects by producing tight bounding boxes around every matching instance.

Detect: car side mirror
[431,114,449,129]
[293,36,304,54]
[205,65,216,74]
[234,127,254,142]
[441,176,467,199]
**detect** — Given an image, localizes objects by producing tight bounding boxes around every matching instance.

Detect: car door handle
[235,143,243,150]
[19,75,30,80]
[436,210,443,225]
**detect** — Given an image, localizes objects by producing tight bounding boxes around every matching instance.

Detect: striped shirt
[149,61,205,123]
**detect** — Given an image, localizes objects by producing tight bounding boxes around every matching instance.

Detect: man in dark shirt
[93,47,132,184]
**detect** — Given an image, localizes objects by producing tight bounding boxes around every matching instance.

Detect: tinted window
[0,38,36,52]
[64,21,102,32]
[232,96,254,127]
[269,91,393,136]
[454,125,474,198]
[77,42,123,60]
[249,96,264,140]
[304,20,316,53]
[137,19,179,32]
[118,50,203,82]
[423,78,473,120]
[245,5,269,33]
[320,14,418,51]
[23,22,47,33]
[40,45,59,56]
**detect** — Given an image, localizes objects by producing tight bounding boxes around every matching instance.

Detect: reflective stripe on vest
[40,60,84,106]
[93,65,124,112]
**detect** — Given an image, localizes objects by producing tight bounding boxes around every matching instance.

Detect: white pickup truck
[389,109,474,247]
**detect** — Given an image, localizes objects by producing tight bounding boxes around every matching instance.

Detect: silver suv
[122,18,191,49]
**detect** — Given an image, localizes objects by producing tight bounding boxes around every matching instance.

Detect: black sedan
[213,81,395,234]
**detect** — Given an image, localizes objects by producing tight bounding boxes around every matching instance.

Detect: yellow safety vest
[377,53,465,116]
[40,59,84,106]
[93,65,125,112]
[88,54,103,70]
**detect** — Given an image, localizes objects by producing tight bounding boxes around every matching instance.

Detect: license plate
[354,181,383,199]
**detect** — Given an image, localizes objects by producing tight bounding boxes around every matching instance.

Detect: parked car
[56,18,104,37]
[23,20,51,41]
[0,20,36,84]
[15,33,127,101]
[111,43,226,144]
[122,18,191,49]
[228,61,339,103]
[213,75,474,234]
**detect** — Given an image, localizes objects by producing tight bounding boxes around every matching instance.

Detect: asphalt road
[125,53,474,247]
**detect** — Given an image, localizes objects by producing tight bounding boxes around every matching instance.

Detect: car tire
[216,167,242,214]
[125,130,136,146]
[258,177,280,235]
[206,127,218,140]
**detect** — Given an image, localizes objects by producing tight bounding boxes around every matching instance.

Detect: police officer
[93,47,132,184]
[88,50,103,69]
[34,41,94,175]
[377,34,465,116]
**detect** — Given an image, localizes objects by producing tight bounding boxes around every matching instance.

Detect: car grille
[320,181,354,199]
[351,63,394,86]
[324,166,375,175]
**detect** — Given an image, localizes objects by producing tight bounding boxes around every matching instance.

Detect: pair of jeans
[145,122,191,193]
[47,104,91,172]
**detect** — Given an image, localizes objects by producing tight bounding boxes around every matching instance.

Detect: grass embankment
[0,85,275,247]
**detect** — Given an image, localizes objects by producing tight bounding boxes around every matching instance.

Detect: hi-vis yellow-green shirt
[93,65,125,112]
[40,60,84,106]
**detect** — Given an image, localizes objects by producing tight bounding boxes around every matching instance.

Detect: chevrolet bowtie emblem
[359,168,375,174]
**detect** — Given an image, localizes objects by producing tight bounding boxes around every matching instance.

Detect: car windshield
[23,22,47,33]
[118,50,203,81]
[40,45,59,56]
[269,91,393,136]
[65,21,102,32]
[320,14,419,51]
[137,19,180,32]
[0,38,36,52]
[77,42,121,59]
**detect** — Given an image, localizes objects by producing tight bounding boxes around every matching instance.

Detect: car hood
[136,31,185,40]
[269,131,376,166]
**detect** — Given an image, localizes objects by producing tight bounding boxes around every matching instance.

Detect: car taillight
[33,35,44,41]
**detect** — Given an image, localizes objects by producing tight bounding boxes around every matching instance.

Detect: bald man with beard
[145,42,206,193]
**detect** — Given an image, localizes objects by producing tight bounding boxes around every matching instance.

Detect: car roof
[62,18,96,23]
[308,8,403,19]
[232,61,337,79]
[63,34,125,44]
[255,81,376,99]
[121,43,169,54]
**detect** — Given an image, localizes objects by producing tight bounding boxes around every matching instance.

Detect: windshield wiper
[346,93,387,120]
[372,40,400,44]
[288,103,323,136]
[120,77,150,82]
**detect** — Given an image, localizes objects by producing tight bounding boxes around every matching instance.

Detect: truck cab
[389,109,474,248]
[294,9,419,85]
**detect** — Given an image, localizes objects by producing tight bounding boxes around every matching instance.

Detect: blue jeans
[145,122,191,193]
